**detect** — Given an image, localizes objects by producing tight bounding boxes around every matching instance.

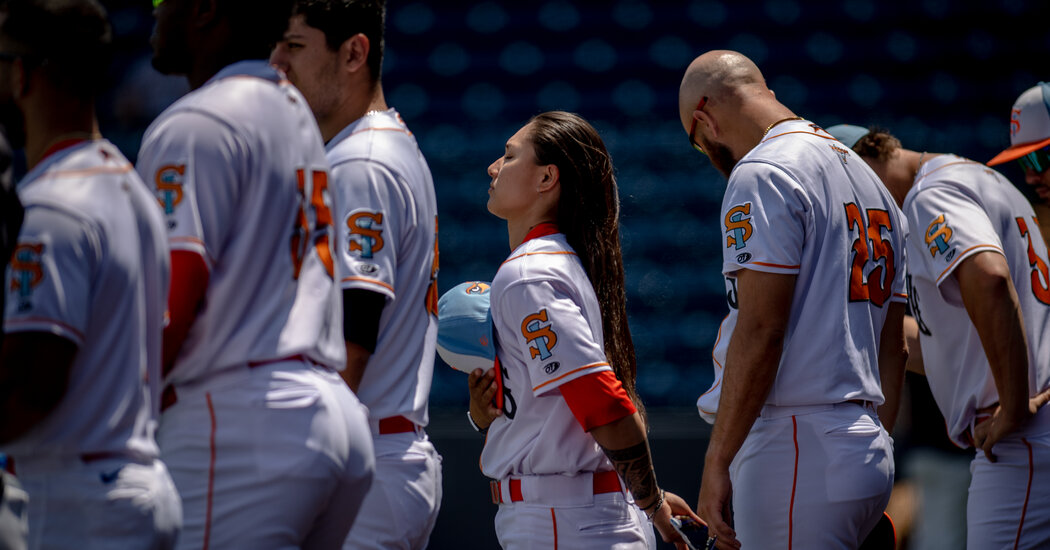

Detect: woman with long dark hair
[466,111,699,548]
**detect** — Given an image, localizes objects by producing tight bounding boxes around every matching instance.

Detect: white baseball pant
[158,359,375,550]
[730,401,894,549]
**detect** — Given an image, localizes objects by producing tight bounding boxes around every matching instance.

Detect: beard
[699,134,738,179]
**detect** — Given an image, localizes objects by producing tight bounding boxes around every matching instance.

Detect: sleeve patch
[520,308,558,362]
[10,242,45,312]
[346,209,385,259]
[724,202,753,250]
[924,214,956,262]
[154,164,186,227]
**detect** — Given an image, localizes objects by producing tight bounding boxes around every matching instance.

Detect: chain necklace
[763,116,805,137]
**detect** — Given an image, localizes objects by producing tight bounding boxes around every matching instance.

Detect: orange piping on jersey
[551,508,558,550]
[46,164,134,179]
[203,393,217,550]
[762,129,838,143]
[751,261,801,270]
[4,317,86,343]
[532,362,610,392]
[341,276,395,293]
[788,416,799,550]
[894,292,908,299]
[1014,437,1034,550]
[913,160,980,186]
[501,251,577,266]
[934,244,1003,284]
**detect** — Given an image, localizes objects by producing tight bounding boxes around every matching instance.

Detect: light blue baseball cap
[826,124,870,149]
[437,281,496,373]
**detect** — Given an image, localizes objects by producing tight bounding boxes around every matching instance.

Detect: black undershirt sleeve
[342,288,386,353]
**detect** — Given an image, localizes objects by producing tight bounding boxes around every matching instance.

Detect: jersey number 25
[845,203,896,307]
[290,168,335,280]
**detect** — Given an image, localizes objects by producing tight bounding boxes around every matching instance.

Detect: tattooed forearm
[601,440,659,505]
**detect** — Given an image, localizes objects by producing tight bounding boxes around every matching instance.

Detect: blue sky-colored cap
[437,281,496,374]
[826,124,870,149]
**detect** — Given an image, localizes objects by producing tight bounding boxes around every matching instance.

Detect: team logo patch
[465,282,490,294]
[10,242,44,311]
[736,252,752,263]
[924,214,955,260]
[724,203,753,250]
[521,308,558,361]
[356,263,379,275]
[347,210,384,259]
[829,143,850,164]
[543,361,560,375]
[154,164,185,226]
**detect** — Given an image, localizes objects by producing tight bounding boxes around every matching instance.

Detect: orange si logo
[465,282,490,294]
[521,309,557,360]
[348,211,384,259]
[724,203,753,250]
[10,243,44,299]
[925,214,953,258]
[154,164,185,215]
[1010,108,1022,137]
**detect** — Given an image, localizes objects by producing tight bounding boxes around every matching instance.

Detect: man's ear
[539,164,559,193]
[191,0,219,29]
[341,33,370,75]
[695,109,720,140]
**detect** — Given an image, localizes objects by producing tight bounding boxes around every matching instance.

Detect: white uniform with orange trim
[327,109,442,549]
[3,139,181,547]
[697,120,904,548]
[136,60,374,550]
[901,155,1050,548]
[483,230,654,550]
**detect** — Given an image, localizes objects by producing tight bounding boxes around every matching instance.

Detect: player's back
[326,109,438,425]
[137,60,343,385]
[714,120,906,408]
[5,139,168,459]
[903,156,1050,445]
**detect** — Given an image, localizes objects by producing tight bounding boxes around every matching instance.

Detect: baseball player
[138,0,374,547]
[829,124,1050,548]
[0,1,181,546]
[466,111,699,549]
[270,2,442,548]
[679,51,907,549]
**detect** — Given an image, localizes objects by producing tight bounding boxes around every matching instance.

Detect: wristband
[642,489,665,521]
[467,410,488,435]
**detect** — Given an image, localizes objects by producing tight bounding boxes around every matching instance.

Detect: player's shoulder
[20,140,137,210]
[496,234,582,283]
[149,61,304,136]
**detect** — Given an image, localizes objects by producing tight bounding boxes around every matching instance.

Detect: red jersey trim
[560,370,637,432]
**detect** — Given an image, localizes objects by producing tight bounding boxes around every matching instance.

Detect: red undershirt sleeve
[560,370,637,432]
[163,250,209,376]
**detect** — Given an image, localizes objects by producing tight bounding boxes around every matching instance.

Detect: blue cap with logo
[437,281,497,374]
[826,124,870,150]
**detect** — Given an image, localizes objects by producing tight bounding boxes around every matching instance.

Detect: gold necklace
[763,116,805,137]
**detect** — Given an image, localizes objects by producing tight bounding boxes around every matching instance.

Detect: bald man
[678,51,907,549]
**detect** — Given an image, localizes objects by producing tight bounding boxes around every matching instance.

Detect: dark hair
[218,0,296,61]
[293,0,385,80]
[852,126,901,162]
[0,0,111,98]
[527,111,643,413]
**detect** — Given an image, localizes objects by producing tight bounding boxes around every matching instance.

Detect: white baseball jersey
[481,231,615,480]
[698,120,908,422]
[136,60,344,384]
[902,155,1050,447]
[326,108,438,427]
[3,139,168,460]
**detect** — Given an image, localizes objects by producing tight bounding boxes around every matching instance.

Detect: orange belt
[490,470,622,504]
[378,415,417,435]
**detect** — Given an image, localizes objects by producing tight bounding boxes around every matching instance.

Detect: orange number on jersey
[845,203,896,307]
[290,168,335,280]
[1016,216,1050,305]
[425,216,439,316]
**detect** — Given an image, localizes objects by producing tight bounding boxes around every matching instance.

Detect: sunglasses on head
[1018,146,1050,174]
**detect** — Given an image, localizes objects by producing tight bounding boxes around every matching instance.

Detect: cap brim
[987,136,1050,166]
